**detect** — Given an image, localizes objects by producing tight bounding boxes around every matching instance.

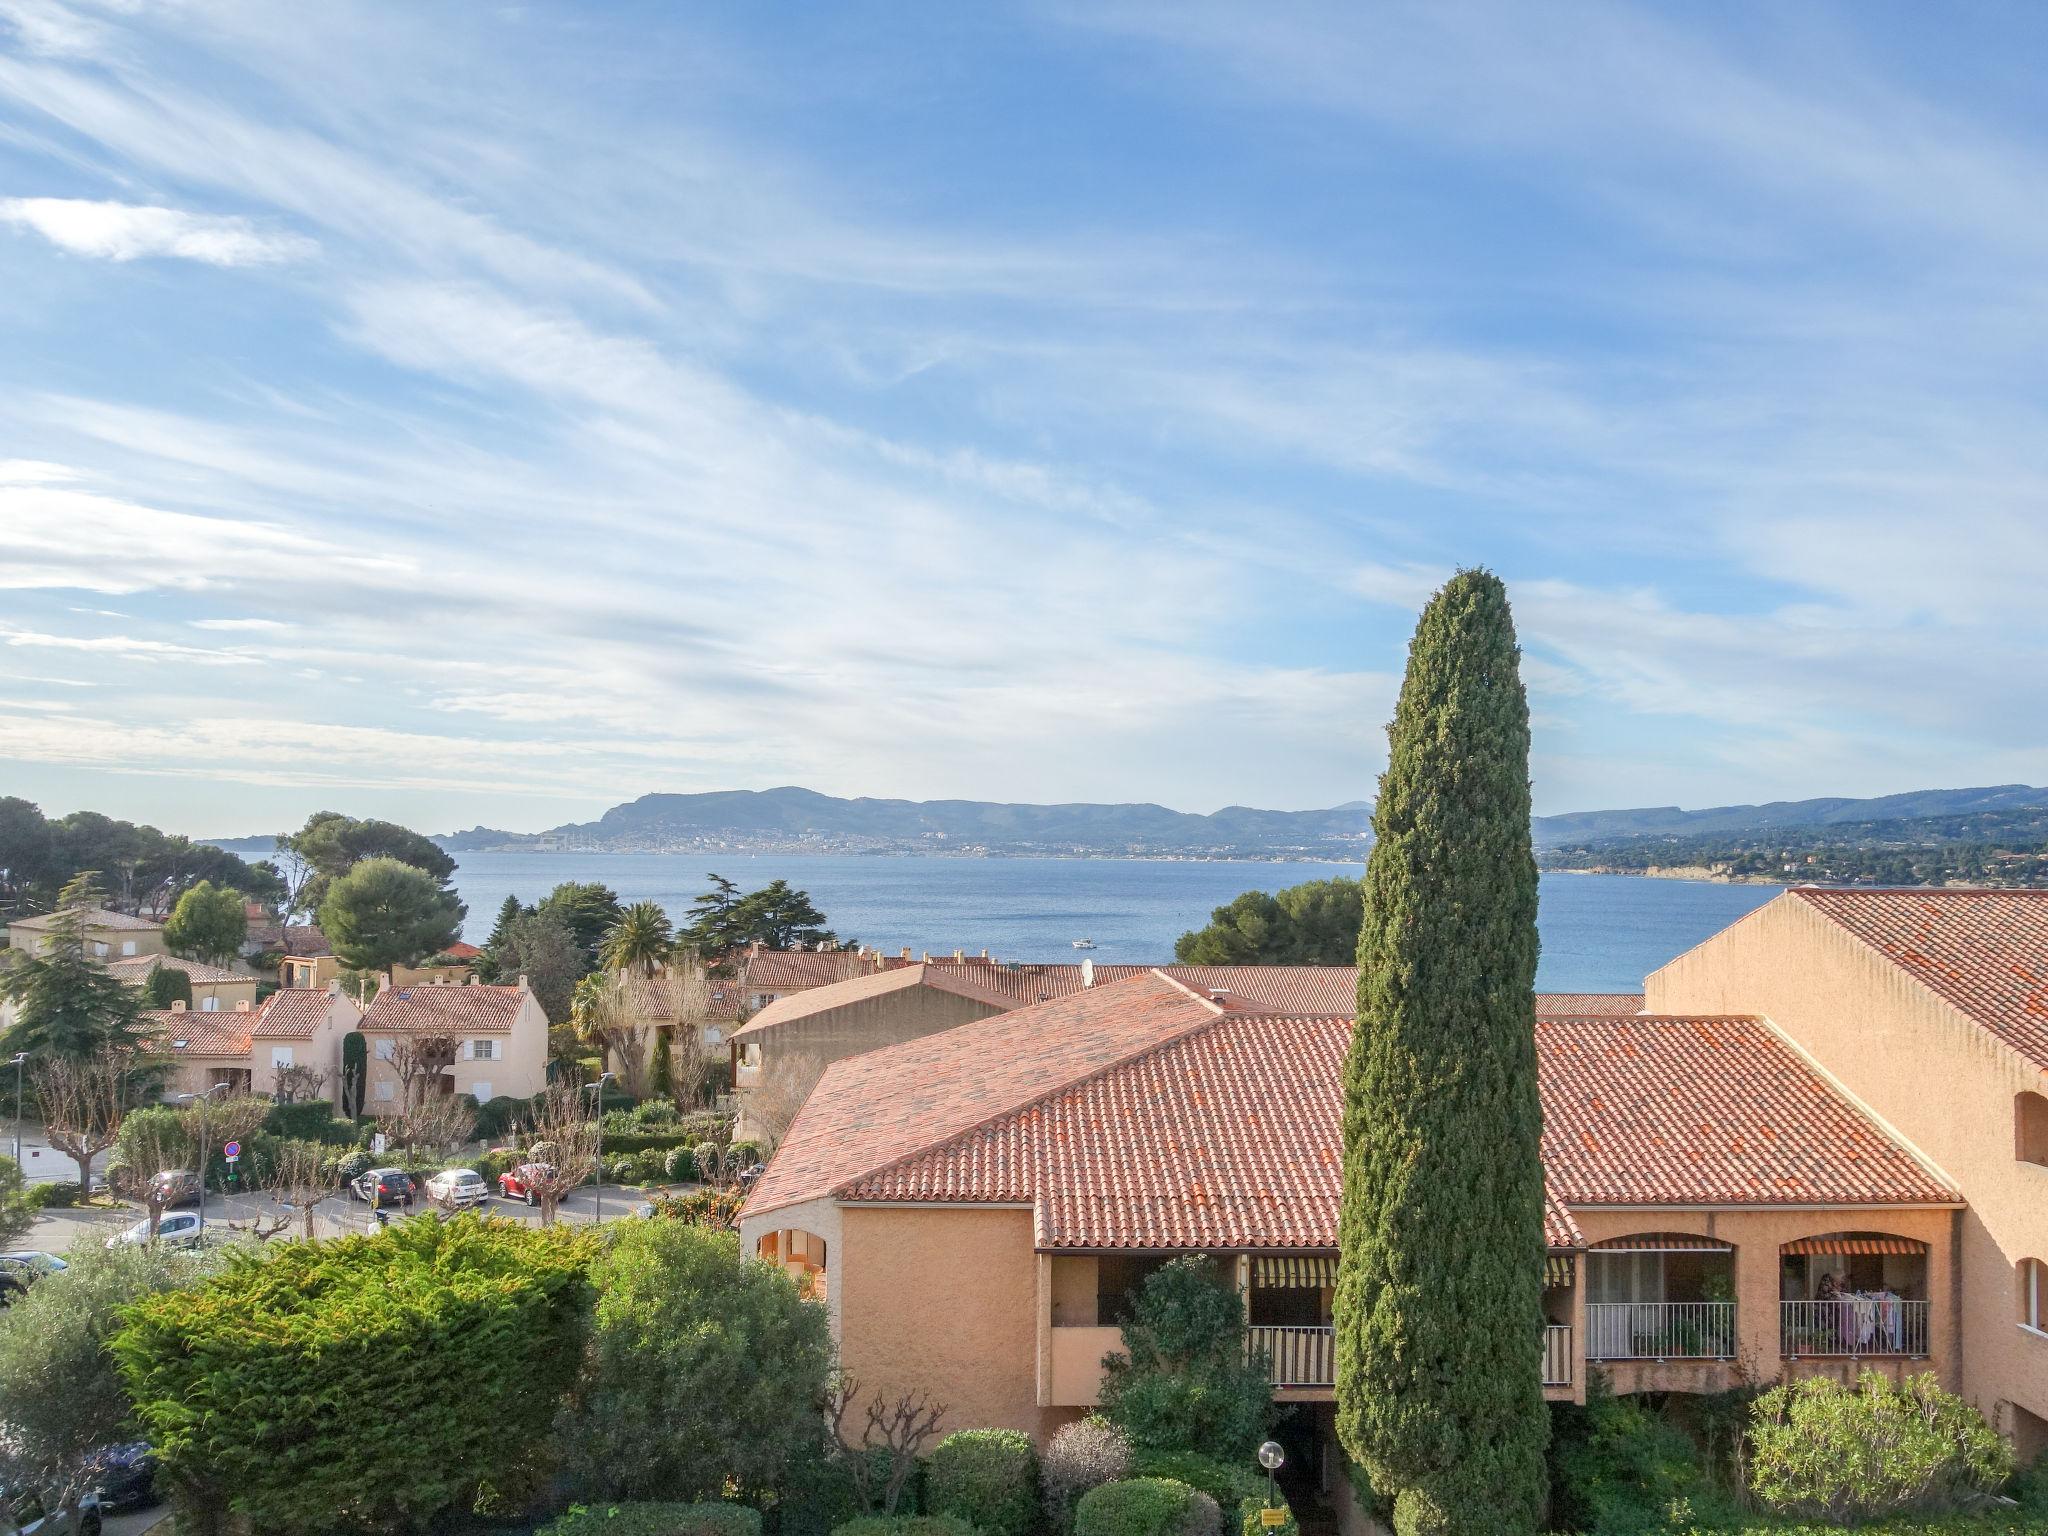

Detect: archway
[1585,1233,1736,1360]
[756,1227,828,1302]
[1780,1233,1929,1357]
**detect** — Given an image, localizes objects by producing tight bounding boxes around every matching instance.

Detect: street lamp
[585,1071,616,1225]
[1256,1441,1285,1521]
[8,1052,25,1166]
[175,1082,230,1238]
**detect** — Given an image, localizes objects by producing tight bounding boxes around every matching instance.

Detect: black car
[349,1168,416,1207]
[83,1444,156,1514]
[148,1170,204,1209]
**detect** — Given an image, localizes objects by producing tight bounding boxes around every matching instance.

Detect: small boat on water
[1071,937,1097,950]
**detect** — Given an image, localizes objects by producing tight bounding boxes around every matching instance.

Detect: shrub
[1748,1371,2016,1524]
[598,1130,695,1156]
[28,1180,83,1209]
[665,1145,699,1181]
[928,1429,1038,1536]
[1098,1257,1272,1460]
[542,1502,765,1536]
[606,1154,639,1183]
[114,1212,600,1535]
[1234,1498,1292,1536]
[474,1094,524,1142]
[327,1148,375,1183]
[263,1099,339,1141]
[633,1100,681,1127]
[142,965,192,1009]
[1131,1452,1259,1511]
[730,1139,763,1167]
[830,1518,976,1536]
[1548,1373,1710,1535]
[1044,1417,1134,1533]
[1075,1477,1201,1536]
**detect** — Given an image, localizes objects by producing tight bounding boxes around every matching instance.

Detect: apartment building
[357,976,550,1112]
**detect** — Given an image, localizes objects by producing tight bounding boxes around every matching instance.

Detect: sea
[447,853,1782,994]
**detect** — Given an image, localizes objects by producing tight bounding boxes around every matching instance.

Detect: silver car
[1,1483,102,1535]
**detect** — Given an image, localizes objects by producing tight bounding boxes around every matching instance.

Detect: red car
[497,1163,556,1205]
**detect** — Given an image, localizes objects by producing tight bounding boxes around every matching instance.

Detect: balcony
[1782,1298,1929,1358]
[1586,1301,1737,1360]
[1251,1325,1334,1388]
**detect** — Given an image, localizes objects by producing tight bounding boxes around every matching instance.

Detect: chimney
[517,973,530,991]
[980,948,989,959]
[171,999,186,1013]
[900,947,912,961]
[953,948,964,962]
[1082,957,1094,988]
[235,999,252,1013]
[325,979,340,998]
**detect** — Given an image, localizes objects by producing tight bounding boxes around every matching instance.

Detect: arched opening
[2018,1092,2048,1168]
[1780,1233,1929,1357]
[2021,1257,2047,1335]
[1586,1234,1735,1360]
[757,1227,828,1302]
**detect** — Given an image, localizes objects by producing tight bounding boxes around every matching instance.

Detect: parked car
[0,1482,101,1535]
[0,1252,68,1279]
[82,1444,156,1514]
[147,1169,203,1209]
[106,1211,202,1249]
[497,1163,556,1205]
[424,1168,489,1208]
[349,1168,415,1207]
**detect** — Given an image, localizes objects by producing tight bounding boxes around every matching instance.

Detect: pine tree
[1335,570,1547,1536]
[648,1028,675,1102]
[0,873,149,1062]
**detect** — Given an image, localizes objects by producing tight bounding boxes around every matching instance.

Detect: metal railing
[1586,1301,1737,1360]
[1543,1325,1573,1386]
[1250,1325,1334,1387]
[1781,1298,1929,1357]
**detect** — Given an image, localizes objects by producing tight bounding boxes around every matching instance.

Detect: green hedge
[261,1099,355,1142]
[542,1502,764,1536]
[473,1095,526,1142]
[597,1130,693,1157]
[1131,1452,1260,1511]
[1670,1524,2048,1534]
[830,1518,976,1536]
[25,1180,82,1209]
[114,1212,601,1535]
[1075,1478,1201,1536]
[928,1429,1038,1536]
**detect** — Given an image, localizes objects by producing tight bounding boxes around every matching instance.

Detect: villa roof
[743,949,877,992]
[748,989,1957,1244]
[731,961,1029,1038]
[140,1007,253,1058]
[361,981,530,1033]
[1790,887,2048,1072]
[250,988,351,1040]
[11,905,162,932]
[106,955,248,986]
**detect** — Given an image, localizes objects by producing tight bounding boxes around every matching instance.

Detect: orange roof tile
[250,988,351,1040]
[743,950,875,992]
[362,982,531,1033]
[730,962,1028,1039]
[1791,887,2048,1071]
[140,1007,253,1057]
[1535,993,1644,1016]
[106,955,249,986]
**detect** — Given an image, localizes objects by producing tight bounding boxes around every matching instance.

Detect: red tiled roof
[250,988,350,1040]
[280,926,333,957]
[1790,887,2048,1072]
[750,993,1956,1244]
[439,941,482,959]
[12,905,162,932]
[744,972,1224,1218]
[743,950,874,992]
[1538,1013,1955,1207]
[140,1007,253,1057]
[362,982,531,1033]
[106,955,249,986]
[1535,993,1644,1016]
[731,962,1027,1039]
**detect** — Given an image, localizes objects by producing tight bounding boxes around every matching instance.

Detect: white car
[424,1168,490,1208]
[106,1211,201,1249]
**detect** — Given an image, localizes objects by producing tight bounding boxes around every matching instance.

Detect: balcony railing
[1587,1301,1737,1360]
[1543,1324,1573,1386]
[1782,1299,1929,1357]
[1252,1325,1334,1388]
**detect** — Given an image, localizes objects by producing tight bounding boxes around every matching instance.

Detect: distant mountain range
[201,783,2048,862]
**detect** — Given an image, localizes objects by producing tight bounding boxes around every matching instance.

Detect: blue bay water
[450,852,1781,994]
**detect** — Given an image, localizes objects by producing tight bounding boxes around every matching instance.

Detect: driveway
[105,1506,169,1536]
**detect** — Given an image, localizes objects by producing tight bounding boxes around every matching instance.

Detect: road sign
[1260,1510,1286,1528]
[223,1140,241,1163]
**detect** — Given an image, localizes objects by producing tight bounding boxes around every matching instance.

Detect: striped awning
[1590,1235,1732,1254]
[1545,1254,1575,1288]
[1783,1235,1927,1257]
[1253,1255,1337,1288]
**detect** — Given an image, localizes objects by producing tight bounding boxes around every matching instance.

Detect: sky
[1,1,2045,837]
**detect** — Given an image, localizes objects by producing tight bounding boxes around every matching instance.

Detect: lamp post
[1257,1441,1285,1522]
[175,1082,230,1238]
[9,1051,24,1166]
[585,1070,616,1225]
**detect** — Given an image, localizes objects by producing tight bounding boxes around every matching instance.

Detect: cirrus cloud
[0,196,316,265]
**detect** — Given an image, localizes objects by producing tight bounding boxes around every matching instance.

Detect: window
[92,941,108,957]
[2019,1093,2048,1168]
[375,1039,396,1062]
[121,940,137,956]
[2023,1259,2047,1334]
[471,1039,496,1061]
[271,1046,294,1070]
[201,996,221,1012]
[471,1081,492,1101]
[374,1081,395,1101]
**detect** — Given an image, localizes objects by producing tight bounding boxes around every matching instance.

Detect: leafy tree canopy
[602,900,675,976]
[0,796,279,920]
[494,907,586,1032]
[0,1155,30,1249]
[1098,1256,1272,1462]
[317,856,466,973]
[277,811,457,920]
[0,874,149,1061]
[539,881,627,960]
[1174,877,1363,964]
[684,875,838,955]
[162,878,248,966]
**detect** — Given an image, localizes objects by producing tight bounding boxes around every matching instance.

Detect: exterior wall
[183,974,262,1012]
[835,1204,1051,1440]
[360,989,550,1114]
[740,1195,846,1340]
[159,1054,253,1100]
[6,919,167,958]
[1571,1204,1958,1399]
[251,993,360,1098]
[1649,896,2048,1442]
[281,954,342,990]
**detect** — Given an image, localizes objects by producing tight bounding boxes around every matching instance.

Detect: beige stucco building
[358,976,551,1113]
[1648,886,2048,1457]
[5,905,167,960]
[141,984,363,1101]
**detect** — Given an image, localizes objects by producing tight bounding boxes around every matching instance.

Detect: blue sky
[1,1,2044,835]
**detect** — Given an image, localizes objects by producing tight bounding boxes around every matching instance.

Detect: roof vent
[1208,987,1230,1000]
[170,999,187,1013]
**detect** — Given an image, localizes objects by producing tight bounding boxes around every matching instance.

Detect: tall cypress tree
[1335,570,1547,1536]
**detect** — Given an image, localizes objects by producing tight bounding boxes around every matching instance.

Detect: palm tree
[600,900,674,977]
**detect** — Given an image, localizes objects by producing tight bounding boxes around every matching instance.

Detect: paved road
[105,1505,168,1535]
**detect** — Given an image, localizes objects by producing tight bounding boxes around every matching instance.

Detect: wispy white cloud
[0,196,316,265]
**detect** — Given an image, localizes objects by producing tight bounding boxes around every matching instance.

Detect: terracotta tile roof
[106,955,248,986]
[749,993,1956,1245]
[744,972,1224,1218]
[250,988,351,1040]
[362,982,531,1033]
[280,926,333,957]
[11,905,162,932]
[1790,888,2048,1072]
[730,962,1027,1039]
[1545,1191,1583,1250]
[742,949,875,992]
[439,941,482,959]
[1537,1014,1956,1208]
[1535,993,1643,1016]
[140,1007,253,1057]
